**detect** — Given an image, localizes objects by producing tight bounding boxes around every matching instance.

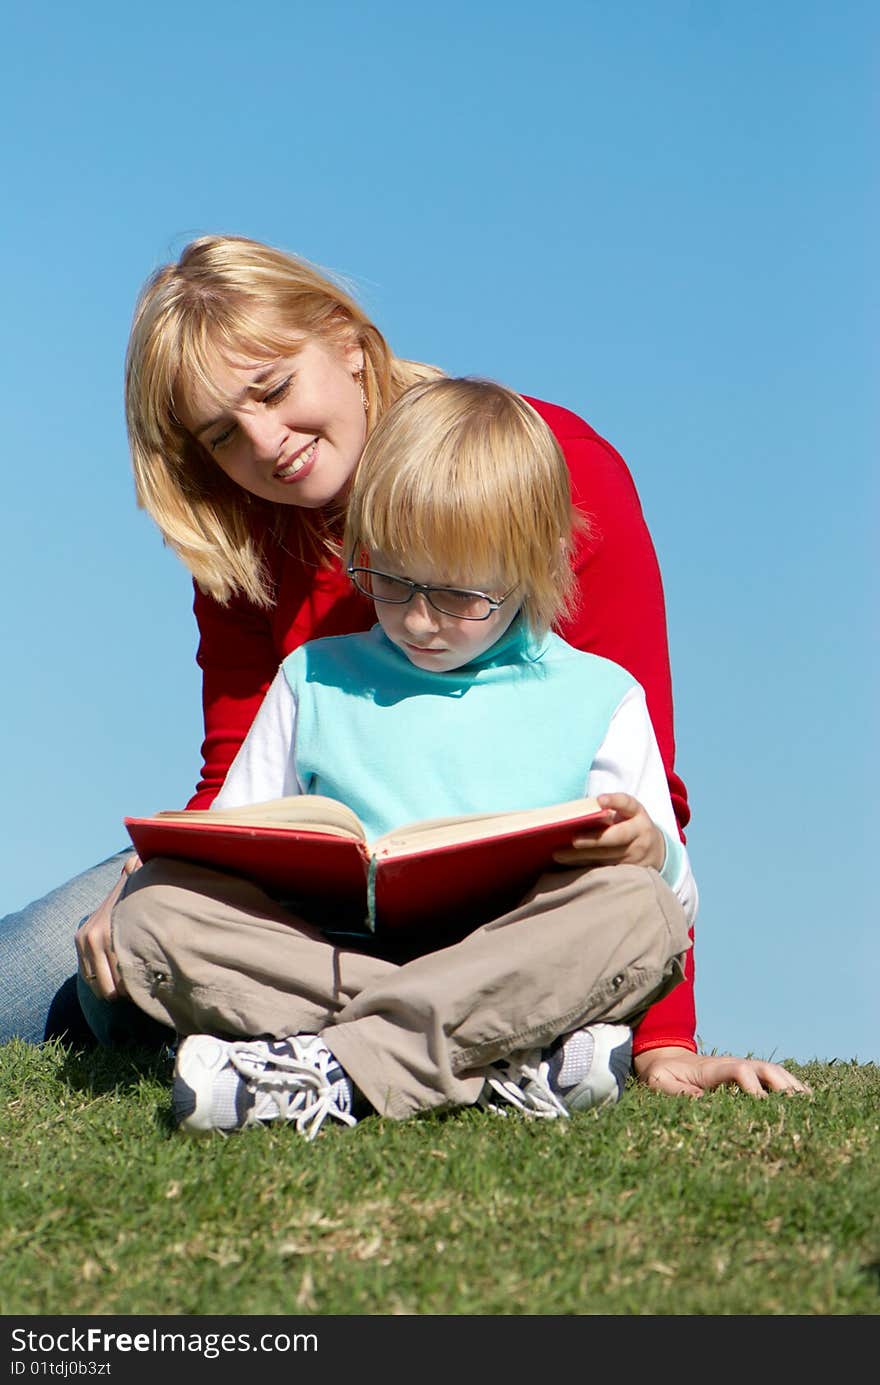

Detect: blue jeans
[1,849,169,1048]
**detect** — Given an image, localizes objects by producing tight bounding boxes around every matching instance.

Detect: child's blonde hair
[344,377,582,637]
[124,234,441,605]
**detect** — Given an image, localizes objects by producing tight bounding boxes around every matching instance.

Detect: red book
[124,795,612,937]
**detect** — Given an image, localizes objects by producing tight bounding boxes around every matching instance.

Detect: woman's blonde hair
[125,234,441,605]
[344,377,582,637]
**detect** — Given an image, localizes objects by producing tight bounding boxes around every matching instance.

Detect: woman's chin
[269,463,355,510]
[273,483,341,510]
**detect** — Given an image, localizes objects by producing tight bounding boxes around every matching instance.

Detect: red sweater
[188,396,697,1056]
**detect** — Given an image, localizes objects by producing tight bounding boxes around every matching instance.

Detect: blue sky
[2,1,875,1064]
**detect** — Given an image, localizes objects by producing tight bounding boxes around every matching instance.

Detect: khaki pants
[113,860,691,1119]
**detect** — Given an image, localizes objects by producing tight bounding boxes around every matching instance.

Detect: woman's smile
[274,437,319,482]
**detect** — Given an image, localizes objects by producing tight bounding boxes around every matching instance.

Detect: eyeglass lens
[352,569,495,619]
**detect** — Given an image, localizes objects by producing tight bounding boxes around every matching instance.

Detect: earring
[354,367,368,413]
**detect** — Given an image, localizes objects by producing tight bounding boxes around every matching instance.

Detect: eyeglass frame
[347,565,518,621]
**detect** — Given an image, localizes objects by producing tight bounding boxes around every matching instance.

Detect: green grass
[1,1040,877,1316]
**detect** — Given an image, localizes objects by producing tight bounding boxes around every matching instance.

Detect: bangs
[353,475,525,591]
[171,307,305,427]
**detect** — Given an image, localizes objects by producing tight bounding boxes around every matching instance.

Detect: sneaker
[481,1023,633,1119]
[172,1034,359,1141]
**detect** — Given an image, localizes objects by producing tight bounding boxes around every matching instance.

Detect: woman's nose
[240,409,286,462]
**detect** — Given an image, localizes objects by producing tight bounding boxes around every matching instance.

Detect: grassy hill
[1,1040,877,1317]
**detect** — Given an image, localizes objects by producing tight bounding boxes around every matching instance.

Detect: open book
[124,794,611,936]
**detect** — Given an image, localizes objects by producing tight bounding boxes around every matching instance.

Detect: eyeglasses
[347,566,518,621]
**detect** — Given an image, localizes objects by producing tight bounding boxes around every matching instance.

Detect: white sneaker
[172,1034,358,1141]
[482,1024,633,1118]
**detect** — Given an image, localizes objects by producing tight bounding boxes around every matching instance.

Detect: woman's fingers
[684,1056,811,1097]
[75,863,133,1000]
[736,1059,812,1095]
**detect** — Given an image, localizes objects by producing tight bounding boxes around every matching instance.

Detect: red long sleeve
[530,399,689,834]
[189,396,697,1053]
[524,400,696,1055]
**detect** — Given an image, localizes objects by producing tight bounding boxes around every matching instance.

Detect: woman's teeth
[276,439,318,479]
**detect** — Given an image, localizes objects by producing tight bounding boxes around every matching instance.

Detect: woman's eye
[264,376,293,406]
[208,425,235,451]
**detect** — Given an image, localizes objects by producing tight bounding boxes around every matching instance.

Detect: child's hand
[552,793,665,870]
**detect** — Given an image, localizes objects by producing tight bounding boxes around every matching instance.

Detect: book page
[153,795,367,842]
[372,797,606,857]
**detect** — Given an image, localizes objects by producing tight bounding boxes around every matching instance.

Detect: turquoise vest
[281,620,636,841]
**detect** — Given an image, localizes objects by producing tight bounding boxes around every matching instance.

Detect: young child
[111,377,696,1138]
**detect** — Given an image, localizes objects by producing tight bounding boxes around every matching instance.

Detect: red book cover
[124,798,610,937]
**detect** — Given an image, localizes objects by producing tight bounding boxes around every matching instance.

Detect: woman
[3,235,802,1097]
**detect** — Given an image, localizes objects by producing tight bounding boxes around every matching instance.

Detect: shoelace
[226,1040,358,1141]
[483,1050,569,1119]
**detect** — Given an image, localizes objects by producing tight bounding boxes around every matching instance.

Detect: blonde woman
[5,237,801,1099]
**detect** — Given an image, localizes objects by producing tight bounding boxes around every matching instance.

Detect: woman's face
[176,334,368,509]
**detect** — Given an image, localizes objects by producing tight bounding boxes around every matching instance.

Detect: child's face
[368,551,521,673]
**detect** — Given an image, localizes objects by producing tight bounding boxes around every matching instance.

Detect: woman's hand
[552,793,665,870]
[634,1046,812,1097]
[75,854,141,1001]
